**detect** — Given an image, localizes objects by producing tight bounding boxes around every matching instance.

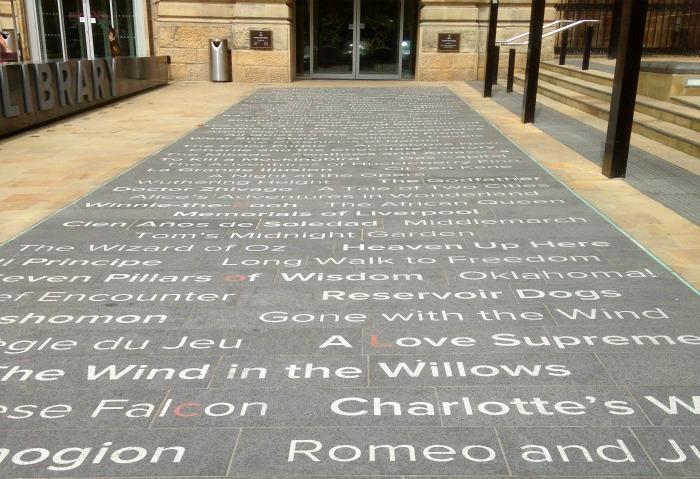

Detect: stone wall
[153,0,292,82]
[231,1,293,83]
[416,0,557,81]
[149,0,557,82]
[153,0,235,80]
[0,0,28,58]
[0,0,12,31]
[157,23,233,81]
[1,0,557,81]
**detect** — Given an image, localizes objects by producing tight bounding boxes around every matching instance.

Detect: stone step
[536,69,700,133]
[543,60,700,100]
[671,96,700,110]
[513,73,700,158]
[540,61,614,88]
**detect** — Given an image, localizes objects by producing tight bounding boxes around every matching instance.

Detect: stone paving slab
[0,87,697,477]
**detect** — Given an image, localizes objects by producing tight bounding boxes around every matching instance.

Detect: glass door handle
[359,23,365,29]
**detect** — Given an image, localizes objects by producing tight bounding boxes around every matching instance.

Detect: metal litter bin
[209,39,232,82]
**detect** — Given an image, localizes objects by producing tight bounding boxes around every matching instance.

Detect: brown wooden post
[582,25,594,70]
[521,0,546,123]
[506,48,516,93]
[491,45,500,84]
[602,0,649,178]
[483,0,499,97]
[608,0,623,59]
[559,28,569,65]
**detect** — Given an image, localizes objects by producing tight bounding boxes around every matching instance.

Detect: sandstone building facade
[3,0,558,82]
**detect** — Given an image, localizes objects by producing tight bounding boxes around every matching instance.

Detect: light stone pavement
[0,84,697,478]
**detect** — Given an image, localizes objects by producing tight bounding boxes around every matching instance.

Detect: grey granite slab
[633,427,700,477]
[0,428,239,477]
[229,427,507,476]
[498,426,657,476]
[0,86,696,477]
[630,387,700,426]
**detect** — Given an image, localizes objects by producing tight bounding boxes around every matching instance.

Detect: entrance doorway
[28,0,143,61]
[296,0,418,79]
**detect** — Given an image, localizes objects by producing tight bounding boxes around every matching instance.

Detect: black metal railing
[555,0,700,55]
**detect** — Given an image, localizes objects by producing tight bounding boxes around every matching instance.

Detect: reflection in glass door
[88,0,112,57]
[310,0,408,79]
[33,0,139,61]
[113,0,138,56]
[36,0,64,60]
[62,0,88,58]
[312,0,355,77]
[357,0,401,78]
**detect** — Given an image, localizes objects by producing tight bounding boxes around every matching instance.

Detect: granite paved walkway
[0,87,698,478]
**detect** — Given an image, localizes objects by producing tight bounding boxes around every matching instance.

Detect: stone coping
[640,61,700,75]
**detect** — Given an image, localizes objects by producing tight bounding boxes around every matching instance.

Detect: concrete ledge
[641,61,700,75]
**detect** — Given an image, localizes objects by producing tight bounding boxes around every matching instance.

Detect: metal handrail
[497,20,569,45]
[498,19,600,46]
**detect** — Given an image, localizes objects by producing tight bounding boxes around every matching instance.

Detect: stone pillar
[153,0,292,82]
[231,0,293,83]
[415,0,557,82]
[416,1,479,81]
[154,1,236,80]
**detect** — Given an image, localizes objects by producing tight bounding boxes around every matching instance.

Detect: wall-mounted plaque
[437,33,460,53]
[250,30,273,50]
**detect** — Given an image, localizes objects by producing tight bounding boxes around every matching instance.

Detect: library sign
[0,56,168,137]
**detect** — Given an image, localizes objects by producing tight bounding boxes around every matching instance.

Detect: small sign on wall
[250,30,273,50]
[437,33,460,53]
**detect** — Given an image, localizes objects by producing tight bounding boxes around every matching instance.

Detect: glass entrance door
[312,0,355,78]
[33,0,140,61]
[87,0,113,58]
[61,0,88,59]
[356,0,401,78]
[310,0,404,79]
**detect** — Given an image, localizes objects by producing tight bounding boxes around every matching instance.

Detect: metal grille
[555,0,700,55]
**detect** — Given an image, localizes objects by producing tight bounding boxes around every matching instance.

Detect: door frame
[310,0,404,80]
[81,0,95,59]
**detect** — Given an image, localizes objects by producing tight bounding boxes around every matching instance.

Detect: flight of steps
[513,62,700,158]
